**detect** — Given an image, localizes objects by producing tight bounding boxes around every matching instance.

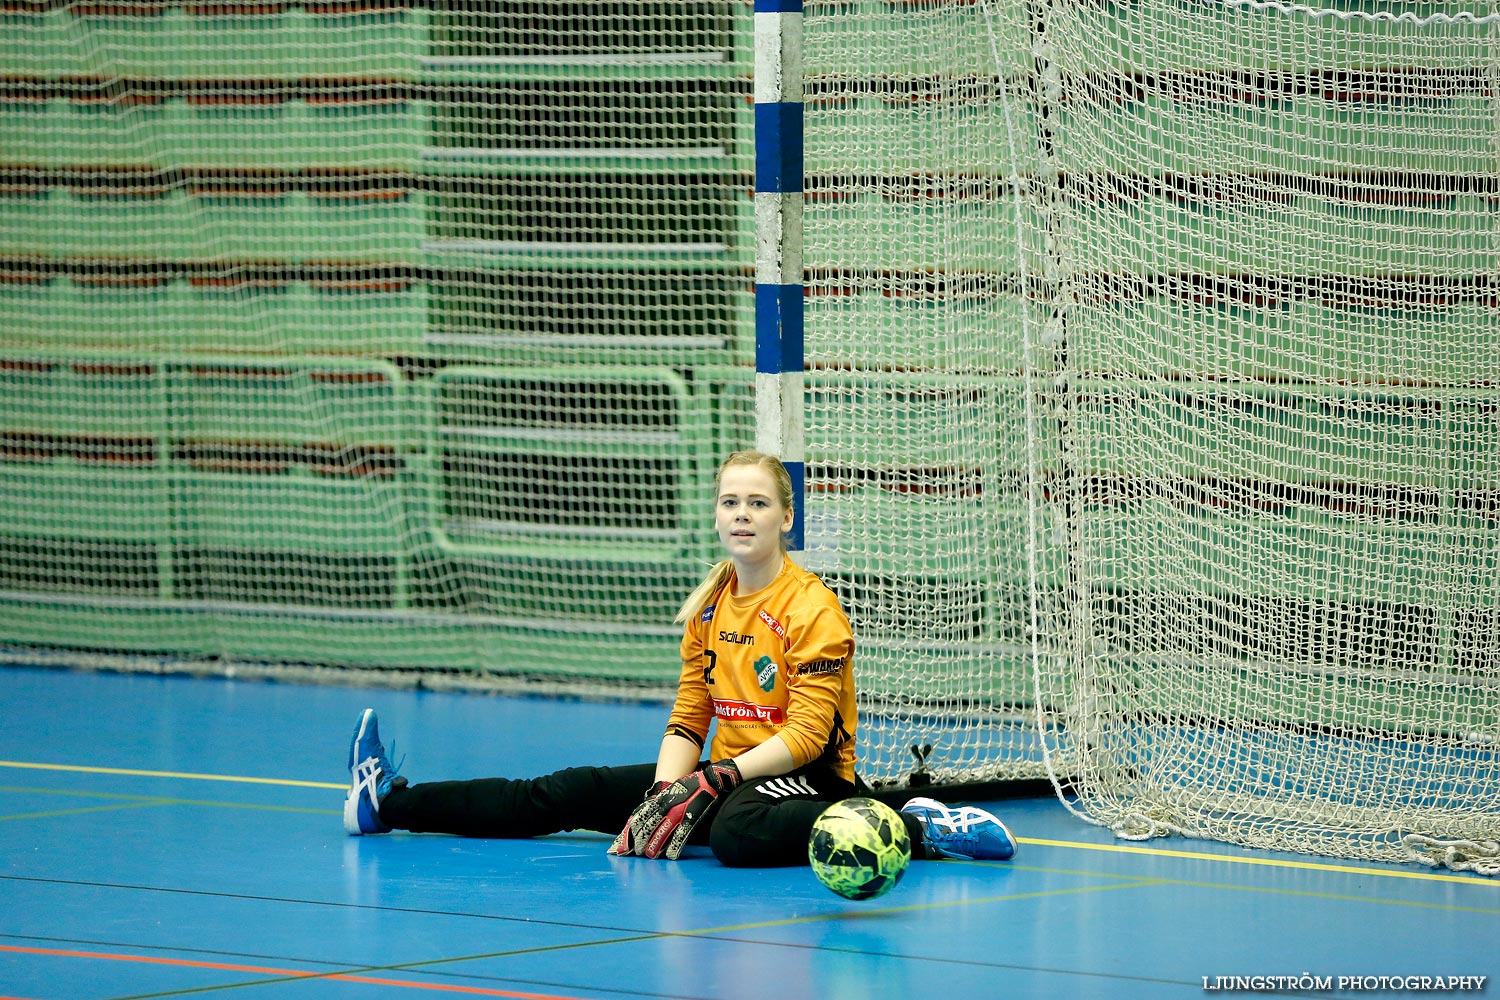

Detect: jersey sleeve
[776,587,855,768]
[664,612,714,750]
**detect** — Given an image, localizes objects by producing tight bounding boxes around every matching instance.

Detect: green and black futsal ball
[808,797,912,900]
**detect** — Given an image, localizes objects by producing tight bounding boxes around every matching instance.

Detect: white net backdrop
[800,1,1050,788]
[803,0,1500,865]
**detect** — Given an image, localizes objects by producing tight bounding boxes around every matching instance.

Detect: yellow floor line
[4,758,1493,888]
[1017,835,1498,886]
[690,877,1164,935]
[0,759,343,790]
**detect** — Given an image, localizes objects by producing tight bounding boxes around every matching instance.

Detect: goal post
[798,0,1500,870]
[754,0,809,552]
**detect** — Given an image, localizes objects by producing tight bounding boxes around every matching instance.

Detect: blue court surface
[1,665,1495,1000]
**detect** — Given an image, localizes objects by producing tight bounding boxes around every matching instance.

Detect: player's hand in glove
[635,760,744,861]
[608,780,671,856]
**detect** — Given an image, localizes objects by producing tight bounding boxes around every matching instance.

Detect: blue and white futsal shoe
[901,796,1017,861]
[344,708,404,835]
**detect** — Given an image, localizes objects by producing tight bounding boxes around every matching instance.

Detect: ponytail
[675,558,734,625]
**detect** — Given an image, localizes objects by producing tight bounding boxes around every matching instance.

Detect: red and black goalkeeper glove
[608,779,671,857]
[625,760,744,861]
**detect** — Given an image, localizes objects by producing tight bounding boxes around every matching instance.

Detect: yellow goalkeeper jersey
[666,555,857,783]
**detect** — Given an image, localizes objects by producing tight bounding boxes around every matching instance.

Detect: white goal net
[802,0,1500,868]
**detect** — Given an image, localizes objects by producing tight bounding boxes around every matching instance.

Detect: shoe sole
[342,786,362,835]
[343,709,377,835]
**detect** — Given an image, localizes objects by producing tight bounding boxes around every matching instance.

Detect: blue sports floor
[2,665,1496,999]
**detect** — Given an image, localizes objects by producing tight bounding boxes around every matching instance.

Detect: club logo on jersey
[755,655,777,692]
[700,604,716,623]
[713,699,785,725]
[758,609,786,640]
[718,630,755,646]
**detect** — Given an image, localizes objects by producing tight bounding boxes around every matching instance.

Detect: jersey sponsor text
[798,656,846,676]
[713,699,786,724]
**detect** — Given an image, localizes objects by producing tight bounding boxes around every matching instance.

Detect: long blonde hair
[674,451,794,624]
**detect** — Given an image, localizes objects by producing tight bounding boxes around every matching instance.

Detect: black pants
[378,761,860,868]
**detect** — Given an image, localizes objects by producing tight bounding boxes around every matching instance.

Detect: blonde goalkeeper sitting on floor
[344,450,1016,866]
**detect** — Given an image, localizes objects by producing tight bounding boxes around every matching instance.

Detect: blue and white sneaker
[901,796,1017,861]
[344,709,404,836]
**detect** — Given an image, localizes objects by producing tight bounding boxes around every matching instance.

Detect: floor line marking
[686,876,1164,935]
[1,801,170,822]
[0,945,586,999]
[5,756,1493,887]
[1017,835,1500,886]
[0,760,343,790]
[0,786,336,820]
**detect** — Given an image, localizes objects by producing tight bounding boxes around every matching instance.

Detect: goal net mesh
[803,0,1499,865]
[0,3,750,687]
[800,2,1049,789]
